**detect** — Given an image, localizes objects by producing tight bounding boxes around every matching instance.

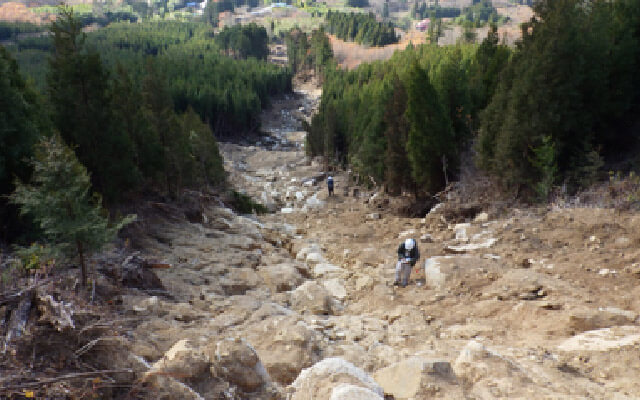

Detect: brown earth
[106,79,640,398]
[0,2,52,24]
[3,66,639,400]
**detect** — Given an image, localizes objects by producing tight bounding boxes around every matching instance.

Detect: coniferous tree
[10,135,135,287]
[384,77,411,195]
[47,7,138,200]
[179,107,226,187]
[111,64,163,184]
[0,46,49,240]
[405,62,453,195]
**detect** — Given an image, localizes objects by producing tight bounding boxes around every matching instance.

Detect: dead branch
[0,279,51,307]
[0,369,134,390]
[75,336,126,357]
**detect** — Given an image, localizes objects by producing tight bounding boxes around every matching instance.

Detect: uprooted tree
[10,134,135,287]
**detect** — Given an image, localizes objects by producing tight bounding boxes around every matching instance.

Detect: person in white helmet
[394,238,420,287]
[327,175,334,196]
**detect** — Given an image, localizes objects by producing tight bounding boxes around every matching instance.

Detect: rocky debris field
[72,82,640,399]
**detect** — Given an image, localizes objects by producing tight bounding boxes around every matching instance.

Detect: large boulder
[209,338,272,393]
[290,281,337,315]
[143,339,212,399]
[329,384,383,400]
[289,357,384,400]
[220,268,263,295]
[250,316,321,385]
[373,357,458,399]
[144,339,210,382]
[258,263,304,293]
[424,256,489,290]
[322,278,347,300]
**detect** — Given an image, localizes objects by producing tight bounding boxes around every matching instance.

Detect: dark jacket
[397,240,420,266]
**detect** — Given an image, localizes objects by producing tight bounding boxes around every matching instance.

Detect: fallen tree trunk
[3,290,34,350]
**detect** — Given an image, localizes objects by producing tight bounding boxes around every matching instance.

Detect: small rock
[474,212,489,223]
[306,252,325,266]
[355,275,374,291]
[614,237,631,249]
[314,263,344,278]
[420,233,433,243]
[540,301,563,310]
[366,213,381,220]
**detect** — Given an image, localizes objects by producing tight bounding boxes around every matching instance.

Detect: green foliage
[476,0,640,197]
[0,46,50,240]
[325,11,398,46]
[216,23,269,60]
[412,2,460,20]
[456,0,507,27]
[86,21,291,136]
[44,9,231,200]
[0,21,45,40]
[308,43,482,196]
[383,77,411,194]
[286,28,333,75]
[405,61,454,194]
[346,0,369,8]
[229,190,268,214]
[47,7,139,200]
[529,136,557,201]
[12,242,59,272]
[468,24,510,114]
[10,134,135,286]
[179,107,226,188]
[0,46,47,197]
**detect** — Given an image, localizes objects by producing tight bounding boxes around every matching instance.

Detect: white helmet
[404,238,414,250]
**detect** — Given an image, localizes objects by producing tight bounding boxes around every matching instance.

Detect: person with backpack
[327,176,334,196]
[394,238,420,287]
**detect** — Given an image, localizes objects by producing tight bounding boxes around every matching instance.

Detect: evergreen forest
[308,0,640,200]
[325,11,397,47]
[0,8,292,242]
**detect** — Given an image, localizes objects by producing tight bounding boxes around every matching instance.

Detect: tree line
[457,0,506,27]
[0,21,45,40]
[325,10,398,47]
[307,30,509,196]
[215,23,269,60]
[411,3,460,20]
[310,0,640,201]
[1,9,293,244]
[8,19,291,137]
[478,0,640,199]
[285,27,334,76]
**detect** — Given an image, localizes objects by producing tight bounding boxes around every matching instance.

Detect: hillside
[5,78,637,399]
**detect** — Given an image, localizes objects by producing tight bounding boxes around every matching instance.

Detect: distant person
[394,238,420,287]
[327,175,334,196]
